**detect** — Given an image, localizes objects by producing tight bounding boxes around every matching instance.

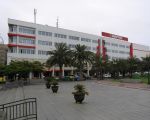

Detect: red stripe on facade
[102,40,106,62]
[7,44,17,47]
[17,45,36,48]
[102,32,128,41]
[8,44,35,48]
[8,33,36,39]
[130,43,133,58]
[96,39,101,57]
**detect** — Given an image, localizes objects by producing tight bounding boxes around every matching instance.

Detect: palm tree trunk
[148,69,150,85]
[59,65,63,80]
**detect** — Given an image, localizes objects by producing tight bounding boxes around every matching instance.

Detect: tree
[92,54,109,80]
[31,61,43,77]
[72,44,94,80]
[142,56,150,84]
[127,57,139,78]
[46,43,72,78]
[117,59,128,78]
[4,61,43,81]
[0,64,6,76]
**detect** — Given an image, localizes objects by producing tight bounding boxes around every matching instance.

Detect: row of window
[81,38,91,42]
[107,49,130,54]
[38,31,52,36]
[38,40,52,46]
[38,30,98,43]
[9,47,17,53]
[19,26,35,35]
[69,36,79,40]
[19,48,35,54]
[38,50,49,55]
[105,42,129,48]
[19,37,35,45]
[54,33,67,39]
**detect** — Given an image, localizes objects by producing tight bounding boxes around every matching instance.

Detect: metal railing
[0,98,37,120]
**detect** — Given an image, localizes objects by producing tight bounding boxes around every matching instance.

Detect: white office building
[7,18,150,76]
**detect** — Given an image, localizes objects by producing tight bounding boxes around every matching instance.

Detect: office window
[9,47,17,53]
[93,47,96,51]
[9,24,17,32]
[19,26,35,34]
[106,49,111,52]
[38,50,49,55]
[105,42,110,46]
[54,33,67,39]
[81,38,91,42]
[38,31,52,36]
[19,48,35,54]
[19,37,35,45]
[9,36,17,43]
[119,51,125,54]
[92,40,98,43]
[111,43,118,47]
[112,50,118,53]
[69,36,79,40]
[119,44,125,48]
[38,40,52,46]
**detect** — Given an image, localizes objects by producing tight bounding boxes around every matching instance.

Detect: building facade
[7,18,150,76]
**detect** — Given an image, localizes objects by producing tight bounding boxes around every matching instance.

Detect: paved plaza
[0,80,150,120]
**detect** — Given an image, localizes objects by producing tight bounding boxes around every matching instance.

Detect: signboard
[102,32,128,41]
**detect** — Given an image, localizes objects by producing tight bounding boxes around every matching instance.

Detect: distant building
[7,18,150,76]
[0,44,8,65]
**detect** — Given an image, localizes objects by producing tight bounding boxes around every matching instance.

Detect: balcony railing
[0,98,37,120]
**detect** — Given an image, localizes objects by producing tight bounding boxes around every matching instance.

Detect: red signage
[102,32,128,41]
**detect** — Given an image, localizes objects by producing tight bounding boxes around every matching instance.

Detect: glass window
[81,38,91,42]
[119,44,125,48]
[19,26,35,34]
[9,24,17,32]
[19,48,35,54]
[111,43,118,47]
[19,37,35,45]
[92,40,98,43]
[54,33,67,39]
[69,36,79,40]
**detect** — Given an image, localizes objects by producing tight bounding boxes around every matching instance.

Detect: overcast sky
[0,0,150,46]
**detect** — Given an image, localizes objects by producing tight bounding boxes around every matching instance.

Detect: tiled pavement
[0,81,150,120]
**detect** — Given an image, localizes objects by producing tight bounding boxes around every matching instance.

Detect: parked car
[103,74,111,78]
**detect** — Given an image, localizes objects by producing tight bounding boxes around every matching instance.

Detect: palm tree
[46,43,72,78]
[72,44,94,80]
[142,56,150,84]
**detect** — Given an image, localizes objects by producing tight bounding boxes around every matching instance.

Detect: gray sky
[0,0,150,46]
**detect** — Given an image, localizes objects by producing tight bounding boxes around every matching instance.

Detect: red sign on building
[102,32,128,41]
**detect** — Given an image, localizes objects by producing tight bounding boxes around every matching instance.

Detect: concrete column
[71,67,74,75]
[41,73,44,79]
[52,66,55,77]
[29,72,32,80]
[62,64,64,76]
